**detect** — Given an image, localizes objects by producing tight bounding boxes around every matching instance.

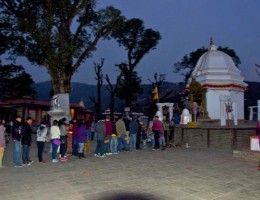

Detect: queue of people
[0,112,177,168]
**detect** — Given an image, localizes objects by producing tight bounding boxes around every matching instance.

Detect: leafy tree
[116,63,143,107]
[0,62,36,100]
[0,0,124,95]
[112,18,161,106]
[174,46,241,83]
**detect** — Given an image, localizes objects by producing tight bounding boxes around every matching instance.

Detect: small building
[187,40,247,120]
[0,97,93,125]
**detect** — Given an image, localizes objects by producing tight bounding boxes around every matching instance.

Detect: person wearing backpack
[36,122,48,163]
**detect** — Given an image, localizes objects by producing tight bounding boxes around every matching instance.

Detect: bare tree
[104,73,123,122]
[89,58,104,120]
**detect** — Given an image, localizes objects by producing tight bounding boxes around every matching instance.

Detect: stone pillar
[168,103,174,121]
[220,95,226,126]
[232,102,238,125]
[156,103,163,119]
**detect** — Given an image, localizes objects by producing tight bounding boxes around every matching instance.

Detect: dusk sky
[6,0,260,84]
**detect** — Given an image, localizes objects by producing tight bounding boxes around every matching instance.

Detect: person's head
[53,120,58,126]
[16,115,22,122]
[154,115,159,121]
[26,117,33,125]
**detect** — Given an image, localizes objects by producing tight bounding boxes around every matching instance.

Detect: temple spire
[208,37,217,50]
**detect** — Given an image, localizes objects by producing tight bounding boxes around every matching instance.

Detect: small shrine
[186,39,248,124]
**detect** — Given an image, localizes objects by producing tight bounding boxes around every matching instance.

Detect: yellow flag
[152,86,159,100]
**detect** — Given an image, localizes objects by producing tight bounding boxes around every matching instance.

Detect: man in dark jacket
[21,117,33,165]
[12,115,23,167]
[129,117,138,150]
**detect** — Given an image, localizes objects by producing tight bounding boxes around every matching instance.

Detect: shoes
[113,152,118,154]
[14,164,23,167]
[22,162,31,166]
[52,159,59,163]
[99,155,106,158]
[94,154,100,157]
[40,161,46,164]
[29,160,33,164]
[152,149,155,151]
[60,157,68,161]
[258,166,260,170]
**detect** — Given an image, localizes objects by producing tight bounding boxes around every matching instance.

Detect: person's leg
[13,141,18,166]
[100,140,105,156]
[22,145,26,163]
[51,140,58,160]
[117,137,122,152]
[78,143,84,159]
[27,145,31,162]
[95,140,100,155]
[38,142,44,162]
[107,135,111,153]
[0,147,4,167]
[72,137,78,156]
[154,131,160,149]
[130,134,136,150]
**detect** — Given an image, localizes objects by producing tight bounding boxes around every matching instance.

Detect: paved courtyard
[1,139,260,200]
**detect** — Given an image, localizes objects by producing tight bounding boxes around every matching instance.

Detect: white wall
[206,89,245,119]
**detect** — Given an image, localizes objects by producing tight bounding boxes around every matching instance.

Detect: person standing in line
[129,117,138,151]
[257,121,260,170]
[94,119,106,157]
[90,120,95,141]
[116,115,128,152]
[136,116,142,149]
[162,115,169,150]
[21,117,33,166]
[71,118,78,157]
[104,115,113,155]
[12,115,23,167]
[50,120,61,163]
[110,120,118,154]
[77,120,87,159]
[152,115,164,150]
[36,122,48,163]
[0,120,6,168]
[59,118,68,161]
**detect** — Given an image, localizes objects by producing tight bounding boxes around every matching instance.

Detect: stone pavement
[0,138,260,200]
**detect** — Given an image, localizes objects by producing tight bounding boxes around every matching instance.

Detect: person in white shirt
[36,123,48,163]
[50,120,61,163]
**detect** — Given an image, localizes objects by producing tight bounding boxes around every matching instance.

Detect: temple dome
[190,42,247,90]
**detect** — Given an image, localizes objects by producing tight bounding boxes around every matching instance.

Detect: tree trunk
[50,71,72,95]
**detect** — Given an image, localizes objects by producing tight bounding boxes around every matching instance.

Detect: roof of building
[0,98,93,113]
[189,40,247,90]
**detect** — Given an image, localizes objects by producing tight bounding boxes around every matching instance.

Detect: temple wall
[206,89,245,119]
[174,126,257,150]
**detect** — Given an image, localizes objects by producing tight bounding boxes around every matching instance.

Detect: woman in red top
[152,116,164,150]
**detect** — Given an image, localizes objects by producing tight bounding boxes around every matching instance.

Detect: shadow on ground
[97,192,159,200]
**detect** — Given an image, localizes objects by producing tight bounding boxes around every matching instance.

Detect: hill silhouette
[33,81,260,116]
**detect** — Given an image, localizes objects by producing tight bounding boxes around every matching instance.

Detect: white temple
[187,40,247,121]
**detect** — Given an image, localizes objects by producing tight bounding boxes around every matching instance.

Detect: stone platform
[233,150,260,161]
